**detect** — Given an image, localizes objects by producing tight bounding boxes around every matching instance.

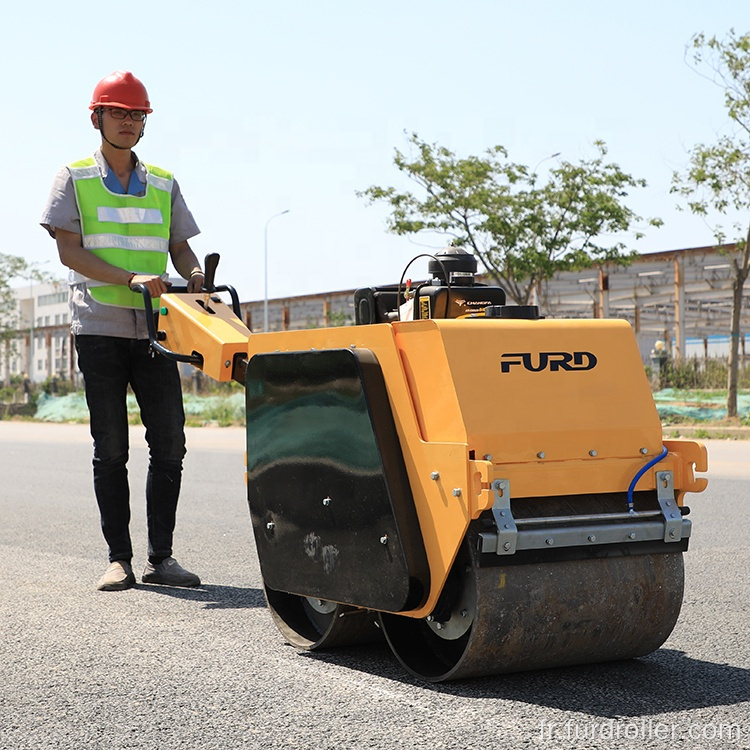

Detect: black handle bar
[132,280,244,366]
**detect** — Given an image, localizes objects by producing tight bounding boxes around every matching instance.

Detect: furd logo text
[500,351,598,373]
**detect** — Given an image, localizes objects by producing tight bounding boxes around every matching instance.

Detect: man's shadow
[139,582,266,610]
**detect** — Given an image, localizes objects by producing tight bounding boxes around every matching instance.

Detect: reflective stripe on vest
[69,157,173,309]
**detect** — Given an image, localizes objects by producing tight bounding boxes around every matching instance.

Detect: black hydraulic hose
[397,254,451,321]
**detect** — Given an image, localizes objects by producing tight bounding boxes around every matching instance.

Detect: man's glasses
[104,107,147,122]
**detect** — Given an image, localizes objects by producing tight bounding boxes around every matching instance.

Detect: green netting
[35,392,90,422]
[32,388,750,424]
[181,393,245,422]
[34,391,246,424]
[652,388,750,421]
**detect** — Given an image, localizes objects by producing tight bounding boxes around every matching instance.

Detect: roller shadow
[138,582,266,609]
[434,649,750,716]
[302,647,750,717]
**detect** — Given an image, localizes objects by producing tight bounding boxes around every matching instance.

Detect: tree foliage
[0,253,31,341]
[672,29,750,417]
[689,30,750,135]
[359,133,658,304]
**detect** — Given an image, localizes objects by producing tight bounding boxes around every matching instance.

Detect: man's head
[90,71,152,151]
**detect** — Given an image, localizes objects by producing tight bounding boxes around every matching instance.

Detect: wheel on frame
[264,584,383,650]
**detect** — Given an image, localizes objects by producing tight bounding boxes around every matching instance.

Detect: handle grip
[203,252,220,292]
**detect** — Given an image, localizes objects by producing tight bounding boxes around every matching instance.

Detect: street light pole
[28,275,34,380]
[26,260,50,382]
[264,209,290,332]
[532,151,561,176]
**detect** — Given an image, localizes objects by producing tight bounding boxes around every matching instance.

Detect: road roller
[135,249,708,681]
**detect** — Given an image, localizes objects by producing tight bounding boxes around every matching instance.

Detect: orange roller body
[152,254,707,681]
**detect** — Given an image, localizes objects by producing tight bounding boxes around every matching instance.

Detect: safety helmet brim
[90,101,153,113]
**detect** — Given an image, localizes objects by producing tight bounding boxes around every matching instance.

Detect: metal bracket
[477,472,689,556]
[490,479,517,555]
[656,470,683,542]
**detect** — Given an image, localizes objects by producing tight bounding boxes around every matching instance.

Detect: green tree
[359,133,658,305]
[0,253,30,386]
[0,256,55,387]
[672,29,750,418]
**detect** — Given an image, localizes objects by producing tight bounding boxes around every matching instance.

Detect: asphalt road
[1,423,748,750]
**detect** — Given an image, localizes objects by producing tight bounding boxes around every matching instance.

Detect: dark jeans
[75,335,186,563]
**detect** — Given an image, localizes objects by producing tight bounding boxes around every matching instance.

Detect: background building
[241,244,750,363]
[2,282,72,386]
[5,244,749,388]
[540,245,748,361]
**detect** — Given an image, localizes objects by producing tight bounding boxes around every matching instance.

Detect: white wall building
[2,281,73,385]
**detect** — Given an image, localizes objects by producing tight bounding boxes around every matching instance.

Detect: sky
[4,0,750,302]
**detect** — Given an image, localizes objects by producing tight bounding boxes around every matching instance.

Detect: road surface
[0,423,747,749]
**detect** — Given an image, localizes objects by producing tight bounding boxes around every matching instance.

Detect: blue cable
[627,445,668,512]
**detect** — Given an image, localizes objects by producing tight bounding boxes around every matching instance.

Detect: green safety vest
[69,157,173,309]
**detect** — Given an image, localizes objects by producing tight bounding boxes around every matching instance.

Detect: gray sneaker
[141,557,201,587]
[97,560,136,591]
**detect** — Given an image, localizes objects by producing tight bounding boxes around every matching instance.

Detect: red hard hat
[89,71,152,113]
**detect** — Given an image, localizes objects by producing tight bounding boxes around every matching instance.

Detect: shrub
[654,357,750,390]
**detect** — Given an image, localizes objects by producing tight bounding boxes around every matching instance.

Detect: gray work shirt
[40,149,200,339]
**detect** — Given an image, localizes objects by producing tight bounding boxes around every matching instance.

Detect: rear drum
[379,543,685,681]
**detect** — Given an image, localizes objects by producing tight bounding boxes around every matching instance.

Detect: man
[41,71,204,591]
